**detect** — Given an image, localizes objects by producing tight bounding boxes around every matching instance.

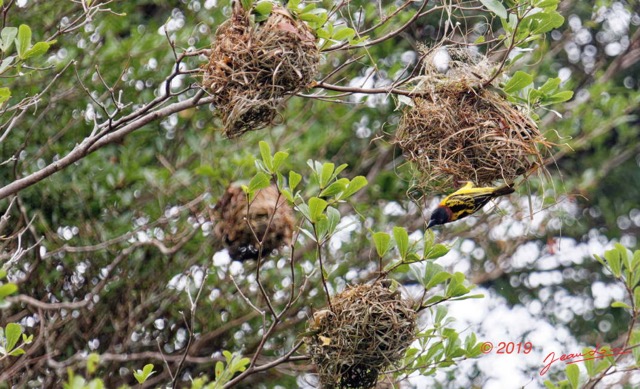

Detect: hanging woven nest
[213,184,294,261]
[203,2,320,138]
[305,281,416,388]
[394,47,549,192]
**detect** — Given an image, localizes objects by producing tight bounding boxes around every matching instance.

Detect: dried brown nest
[395,47,549,192]
[213,184,294,261]
[305,281,416,388]
[203,3,320,138]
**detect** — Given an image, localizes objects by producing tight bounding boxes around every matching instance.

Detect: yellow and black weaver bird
[426,181,515,229]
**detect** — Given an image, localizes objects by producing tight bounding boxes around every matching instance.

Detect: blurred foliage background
[0,0,639,387]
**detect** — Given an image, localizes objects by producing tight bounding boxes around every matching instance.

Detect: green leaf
[434,305,448,324]
[446,272,471,297]
[334,163,348,177]
[425,244,450,260]
[23,41,51,59]
[479,0,507,19]
[87,352,100,375]
[21,333,33,344]
[631,330,640,365]
[86,379,104,389]
[287,0,300,9]
[259,141,273,171]
[425,271,453,289]
[530,12,564,34]
[404,252,422,264]
[8,347,25,356]
[254,1,273,16]
[215,360,224,378]
[632,249,640,271]
[272,151,288,172]
[281,188,294,203]
[544,90,573,104]
[349,35,368,45]
[611,301,631,309]
[142,363,154,376]
[583,347,595,377]
[299,12,321,23]
[0,283,18,298]
[316,27,331,40]
[615,243,631,270]
[320,162,334,188]
[5,323,22,352]
[503,71,533,94]
[319,178,348,198]
[325,206,340,236]
[248,172,271,193]
[451,293,484,301]
[393,226,410,260]
[424,264,452,289]
[0,87,10,106]
[0,27,17,52]
[535,0,559,7]
[538,77,561,94]
[289,171,302,191]
[605,247,622,278]
[566,363,579,389]
[240,0,254,12]
[133,363,155,384]
[373,232,392,257]
[308,197,328,223]
[332,27,355,41]
[16,24,32,59]
[339,176,367,200]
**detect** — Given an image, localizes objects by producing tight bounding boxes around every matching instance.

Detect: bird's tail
[492,184,515,197]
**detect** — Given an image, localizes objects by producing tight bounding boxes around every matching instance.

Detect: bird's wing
[444,193,495,221]
[440,186,496,205]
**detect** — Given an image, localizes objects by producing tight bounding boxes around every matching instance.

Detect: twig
[0,89,212,200]
[172,271,209,388]
[224,340,305,388]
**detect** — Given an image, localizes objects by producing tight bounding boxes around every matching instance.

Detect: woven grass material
[306,281,416,388]
[395,47,549,192]
[203,3,320,138]
[213,184,294,261]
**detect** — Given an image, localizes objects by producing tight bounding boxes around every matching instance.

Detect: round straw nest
[305,281,416,388]
[213,184,294,261]
[395,47,549,192]
[203,3,320,138]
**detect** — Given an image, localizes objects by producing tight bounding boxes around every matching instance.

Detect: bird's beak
[426,219,437,229]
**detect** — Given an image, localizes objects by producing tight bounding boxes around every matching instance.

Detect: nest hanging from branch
[305,281,416,388]
[395,47,549,192]
[203,3,320,138]
[213,184,294,261]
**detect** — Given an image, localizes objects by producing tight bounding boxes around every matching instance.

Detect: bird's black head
[427,207,451,229]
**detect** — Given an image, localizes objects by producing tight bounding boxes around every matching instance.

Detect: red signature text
[540,344,631,376]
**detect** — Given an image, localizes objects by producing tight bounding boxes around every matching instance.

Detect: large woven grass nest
[213,184,294,261]
[203,2,320,138]
[395,47,549,192]
[305,281,416,388]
